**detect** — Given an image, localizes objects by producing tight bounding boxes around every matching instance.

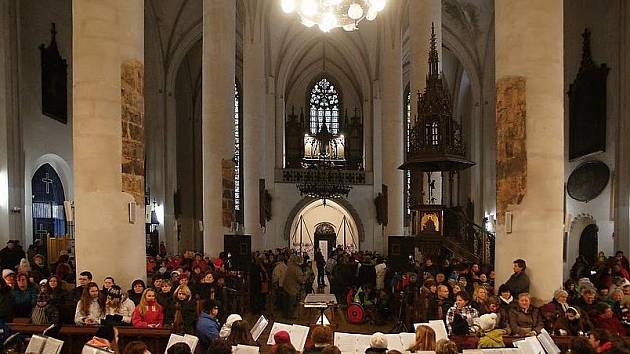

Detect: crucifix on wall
[36,223,48,239]
[41,173,53,194]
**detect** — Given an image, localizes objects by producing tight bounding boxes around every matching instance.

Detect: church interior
[1,0,630,352]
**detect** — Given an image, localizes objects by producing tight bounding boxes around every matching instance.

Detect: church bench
[9,323,172,354]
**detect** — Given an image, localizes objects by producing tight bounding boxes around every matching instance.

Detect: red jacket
[593,316,627,336]
[131,302,164,328]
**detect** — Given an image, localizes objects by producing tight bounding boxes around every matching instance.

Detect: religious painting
[415,205,444,237]
[420,212,440,232]
[568,29,609,160]
[39,23,68,124]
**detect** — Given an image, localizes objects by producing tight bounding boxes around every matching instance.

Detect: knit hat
[2,269,14,278]
[370,332,388,349]
[274,330,291,344]
[107,285,122,299]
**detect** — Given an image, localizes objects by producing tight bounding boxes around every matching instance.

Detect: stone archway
[568,213,598,269]
[579,224,599,266]
[284,197,365,250]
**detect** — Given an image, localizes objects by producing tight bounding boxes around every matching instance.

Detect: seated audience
[577,287,599,319]
[508,292,544,336]
[554,306,591,336]
[304,325,333,354]
[85,324,119,353]
[219,313,243,338]
[407,325,436,352]
[225,319,257,347]
[128,279,146,306]
[105,285,135,325]
[589,328,613,354]
[272,330,293,353]
[435,339,458,354]
[166,342,192,354]
[591,303,626,336]
[169,284,197,334]
[196,299,221,351]
[365,332,388,354]
[12,272,36,317]
[75,281,105,326]
[122,340,149,354]
[446,291,479,335]
[131,288,164,328]
[31,279,59,324]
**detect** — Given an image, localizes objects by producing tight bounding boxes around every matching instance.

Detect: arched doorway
[31,164,66,245]
[579,224,598,265]
[288,199,360,256]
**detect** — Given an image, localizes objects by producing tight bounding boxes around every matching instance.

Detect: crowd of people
[0,238,630,353]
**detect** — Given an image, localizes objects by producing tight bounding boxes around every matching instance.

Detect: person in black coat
[167,285,197,334]
[0,277,13,323]
[504,259,530,296]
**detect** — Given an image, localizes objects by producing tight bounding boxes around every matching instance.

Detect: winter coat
[553,316,590,336]
[131,302,164,328]
[12,286,37,317]
[196,312,221,351]
[592,316,627,336]
[478,329,507,348]
[283,262,305,297]
[508,306,544,335]
[505,271,530,296]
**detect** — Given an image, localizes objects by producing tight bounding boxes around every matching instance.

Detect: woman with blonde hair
[472,286,490,315]
[131,288,164,328]
[407,325,436,352]
[170,284,197,333]
[105,285,136,325]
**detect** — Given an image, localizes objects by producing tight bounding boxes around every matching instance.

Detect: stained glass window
[309,78,340,134]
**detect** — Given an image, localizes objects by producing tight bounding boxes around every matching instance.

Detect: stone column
[0,0,22,243]
[494,0,564,301]
[381,5,404,239]
[243,2,266,249]
[202,0,235,256]
[73,0,146,287]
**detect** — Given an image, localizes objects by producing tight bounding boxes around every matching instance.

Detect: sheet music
[513,337,545,354]
[233,344,260,354]
[334,332,359,353]
[25,334,46,354]
[41,336,64,354]
[384,334,405,352]
[250,315,269,342]
[183,334,199,352]
[537,329,561,354]
[290,324,310,352]
[80,345,112,354]
[355,334,372,353]
[428,320,449,341]
[166,334,185,351]
[399,332,416,351]
[266,322,294,345]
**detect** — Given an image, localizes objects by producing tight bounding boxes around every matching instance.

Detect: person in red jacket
[131,288,164,328]
[592,303,626,336]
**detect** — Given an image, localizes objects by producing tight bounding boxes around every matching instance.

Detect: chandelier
[296,123,352,204]
[281,0,387,32]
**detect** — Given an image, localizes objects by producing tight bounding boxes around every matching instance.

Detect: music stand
[304,294,337,325]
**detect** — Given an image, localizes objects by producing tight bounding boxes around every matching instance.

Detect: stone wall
[121,60,145,205]
[496,76,527,224]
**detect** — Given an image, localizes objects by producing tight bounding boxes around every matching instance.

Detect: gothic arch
[568,214,599,266]
[283,197,366,244]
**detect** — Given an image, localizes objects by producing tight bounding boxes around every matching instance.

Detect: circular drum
[346,303,364,324]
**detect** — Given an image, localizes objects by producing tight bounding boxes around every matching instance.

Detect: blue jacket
[196,312,220,349]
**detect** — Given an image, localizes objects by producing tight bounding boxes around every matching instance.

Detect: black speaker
[388,236,415,266]
[224,234,251,271]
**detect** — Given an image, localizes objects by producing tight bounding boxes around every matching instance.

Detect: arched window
[309,77,340,134]
[234,81,243,223]
[32,163,66,241]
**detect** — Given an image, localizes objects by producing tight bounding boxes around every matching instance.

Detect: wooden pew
[9,323,171,354]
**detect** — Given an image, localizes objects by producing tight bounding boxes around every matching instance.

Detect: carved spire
[428,22,440,80]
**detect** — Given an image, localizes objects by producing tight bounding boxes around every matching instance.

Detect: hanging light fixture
[281,0,386,32]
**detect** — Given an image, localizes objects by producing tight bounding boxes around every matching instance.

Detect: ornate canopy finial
[428,22,439,79]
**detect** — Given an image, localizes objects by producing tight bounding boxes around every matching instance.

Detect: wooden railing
[444,207,495,266]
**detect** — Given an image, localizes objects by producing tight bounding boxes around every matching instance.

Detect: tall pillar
[381,5,404,239]
[243,2,266,249]
[202,0,235,256]
[494,0,564,300]
[0,0,22,243]
[73,0,146,287]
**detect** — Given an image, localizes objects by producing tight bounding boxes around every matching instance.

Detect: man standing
[314,248,326,288]
[504,259,530,296]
